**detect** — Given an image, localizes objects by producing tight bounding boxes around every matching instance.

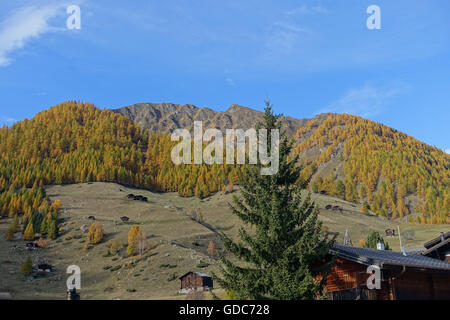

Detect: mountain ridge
[112,102,333,137]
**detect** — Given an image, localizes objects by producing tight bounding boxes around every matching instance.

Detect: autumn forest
[0,101,448,235]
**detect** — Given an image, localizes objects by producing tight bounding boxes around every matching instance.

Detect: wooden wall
[324,258,393,300]
[323,257,450,300]
[180,273,204,289]
[180,273,213,290]
[393,271,450,300]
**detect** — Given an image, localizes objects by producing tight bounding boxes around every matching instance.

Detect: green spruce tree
[214,102,336,300]
[364,231,391,250]
[47,219,57,240]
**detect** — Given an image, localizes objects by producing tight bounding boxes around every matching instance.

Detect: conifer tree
[3,226,15,240]
[214,102,336,300]
[23,221,35,241]
[127,225,142,256]
[88,222,103,244]
[40,218,47,235]
[207,240,217,258]
[47,219,57,240]
[11,214,20,232]
[19,256,33,276]
[364,231,390,250]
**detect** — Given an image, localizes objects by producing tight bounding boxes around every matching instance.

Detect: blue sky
[0,0,449,152]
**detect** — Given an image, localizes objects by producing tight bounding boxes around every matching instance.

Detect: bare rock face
[113,102,318,137]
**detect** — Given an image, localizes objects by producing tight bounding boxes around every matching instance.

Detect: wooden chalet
[325,244,450,300]
[37,263,53,273]
[179,271,213,293]
[421,232,450,263]
[385,229,396,237]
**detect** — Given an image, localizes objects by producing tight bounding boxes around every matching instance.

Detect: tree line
[0,102,448,225]
[294,114,450,224]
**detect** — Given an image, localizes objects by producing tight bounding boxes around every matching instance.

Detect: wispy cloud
[225,77,235,86]
[1,116,17,126]
[321,84,405,117]
[263,5,324,57]
[445,149,450,155]
[266,21,312,54]
[0,2,69,67]
[284,5,329,15]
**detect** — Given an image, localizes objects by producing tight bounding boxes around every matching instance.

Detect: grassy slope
[0,182,447,300]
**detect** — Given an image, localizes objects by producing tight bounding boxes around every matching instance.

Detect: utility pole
[398,226,406,256]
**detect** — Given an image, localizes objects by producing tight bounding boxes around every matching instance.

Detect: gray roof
[421,238,450,256]
[424,232,450,249]
[331,244,450,271]
[179,271,211,279]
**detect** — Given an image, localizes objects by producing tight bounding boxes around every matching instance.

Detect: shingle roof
[424,232,450,249]
[421,238,450,256]
[179,271,212,279]
[331,244,450,271]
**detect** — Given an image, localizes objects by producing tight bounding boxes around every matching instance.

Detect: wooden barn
[324,244,450,300]
[421,232,450,263]
[385,228,396,237]
[179,271,213,293]
[37,263,53,273]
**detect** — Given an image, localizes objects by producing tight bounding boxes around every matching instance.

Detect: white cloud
[284,5,329,15]
[266,22,311,54]
[321,84,404,117]
[1,116,17,125]
[445,149,450,155]
[0,2,68,67]
[225,77,235,86]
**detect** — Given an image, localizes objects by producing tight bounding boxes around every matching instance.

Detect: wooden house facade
[179,271,213,293]
[325,244,450,300]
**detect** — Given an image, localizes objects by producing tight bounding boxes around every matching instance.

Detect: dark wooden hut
[385,228,396,237]
[179,271,213,293]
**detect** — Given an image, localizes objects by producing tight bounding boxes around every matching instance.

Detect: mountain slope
[115,102,450,224]
[113,102,318,137]
[0,101,448,224]
[293,113,450,223]
[0,102,242,220]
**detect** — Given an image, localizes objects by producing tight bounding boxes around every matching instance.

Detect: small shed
[26,242,39,250]
[37,263,53,273]
[179,271,213,293]
[385,229,396,237]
